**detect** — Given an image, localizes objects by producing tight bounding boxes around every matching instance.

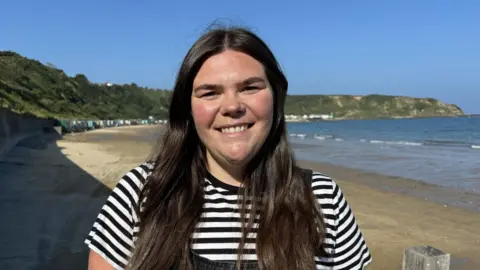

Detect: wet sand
[297,161,480,269]
[1,125,480,269]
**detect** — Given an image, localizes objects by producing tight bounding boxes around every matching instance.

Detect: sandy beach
[1,124,479,269]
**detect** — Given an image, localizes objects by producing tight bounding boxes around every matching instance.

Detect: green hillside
[0,51,464,120]
[0,51,170,120]
[285,94,464,119]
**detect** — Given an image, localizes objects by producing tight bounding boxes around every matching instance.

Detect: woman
[85,26,372,270]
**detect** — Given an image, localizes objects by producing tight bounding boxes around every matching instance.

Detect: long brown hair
[127,25,328,270]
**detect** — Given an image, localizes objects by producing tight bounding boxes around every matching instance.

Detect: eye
[243,86,261,92]
[200,91,218,99]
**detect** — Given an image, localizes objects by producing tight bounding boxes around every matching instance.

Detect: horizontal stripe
[193,248,257,255]
[200,212,260,220]
[192,232,257,240]
[192,242,257,250]
[197,254,258,261]
[204,187,236,196]
[195,221,255,229]
[202,207,262,215]
[199,216,261,223]
[195,225,258,232]
[203,197,253,205]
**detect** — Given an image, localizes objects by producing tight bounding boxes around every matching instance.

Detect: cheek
[191,101,217,129]
[251,91,274,124]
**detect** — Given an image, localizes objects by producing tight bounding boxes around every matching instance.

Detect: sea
[287,116,480,194]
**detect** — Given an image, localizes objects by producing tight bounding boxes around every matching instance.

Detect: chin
[223,152,252,165]
[225,156,249,165]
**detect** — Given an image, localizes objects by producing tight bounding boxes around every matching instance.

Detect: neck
[206,152,245,187]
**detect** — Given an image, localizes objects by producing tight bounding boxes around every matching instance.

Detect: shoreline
[297,160,480,214]
[54,126,480,269]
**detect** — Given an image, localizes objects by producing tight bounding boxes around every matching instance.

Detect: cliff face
[0,51,464,120]
[285,94,464,120]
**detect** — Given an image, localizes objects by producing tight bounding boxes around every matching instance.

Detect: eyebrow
[193,76,266,93]
[240,76,266,87]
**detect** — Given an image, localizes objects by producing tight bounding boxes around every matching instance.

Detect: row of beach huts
[55,118,168,134]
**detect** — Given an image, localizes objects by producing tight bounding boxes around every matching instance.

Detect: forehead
[193,50,266,86]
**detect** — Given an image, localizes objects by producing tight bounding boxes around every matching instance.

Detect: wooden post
[402,245,450,270]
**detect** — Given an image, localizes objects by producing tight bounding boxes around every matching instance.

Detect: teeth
[221,125,248,133]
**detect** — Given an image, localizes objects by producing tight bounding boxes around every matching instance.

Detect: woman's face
[191,49,274,171]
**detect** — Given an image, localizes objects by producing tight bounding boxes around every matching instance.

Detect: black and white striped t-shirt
[85,163,372,269]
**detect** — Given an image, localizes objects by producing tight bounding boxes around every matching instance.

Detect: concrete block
[402,245,450,270]
[53,126,63,136]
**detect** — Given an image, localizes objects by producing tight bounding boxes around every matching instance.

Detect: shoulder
[84,162,155,269]
[111,162,154,207]
[120,162,154,189]
[309,170,337,198]
[306,170,338,214]
[123,162,154,184]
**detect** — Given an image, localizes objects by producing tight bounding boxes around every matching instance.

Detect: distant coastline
[285,114,467,122]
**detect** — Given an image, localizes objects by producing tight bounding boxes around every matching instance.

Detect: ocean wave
[313,134,334,140]
[366,139,478,149]
[289,133,479,150]
[289,133,306,138]
[367,140,422,146]
[423,139,472,148]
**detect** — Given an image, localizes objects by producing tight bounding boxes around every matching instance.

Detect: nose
[219,92,246,118]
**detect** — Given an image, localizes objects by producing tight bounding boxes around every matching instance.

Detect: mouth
[215,123,254,134]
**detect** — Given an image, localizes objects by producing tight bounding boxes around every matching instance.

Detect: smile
[216,123,254,134]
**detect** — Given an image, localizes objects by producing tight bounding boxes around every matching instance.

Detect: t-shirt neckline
[205,170,242,193]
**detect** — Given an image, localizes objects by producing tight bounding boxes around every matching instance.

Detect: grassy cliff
[0,51,464,120]
[285,94,464,119]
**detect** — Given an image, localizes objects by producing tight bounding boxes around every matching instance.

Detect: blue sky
[2,0,479,113]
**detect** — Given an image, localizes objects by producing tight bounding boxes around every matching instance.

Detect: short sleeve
[84,163,151,269]
[331,181,372,269]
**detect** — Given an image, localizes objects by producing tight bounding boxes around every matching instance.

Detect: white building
[285,113,334,121]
